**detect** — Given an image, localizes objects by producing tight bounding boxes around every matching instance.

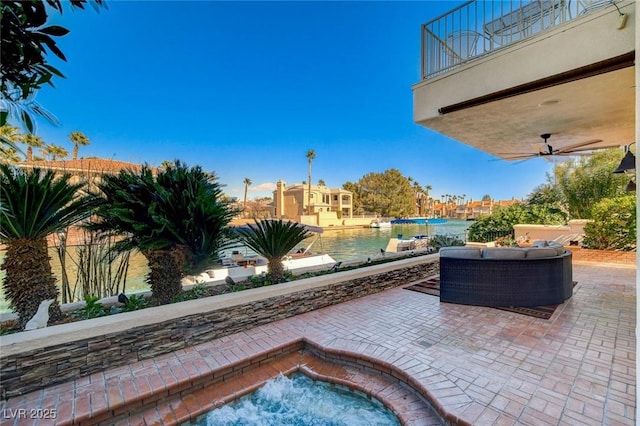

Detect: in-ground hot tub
[186,372,400,425]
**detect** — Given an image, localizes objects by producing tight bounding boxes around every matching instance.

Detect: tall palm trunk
[243,186,249,218]
[143,246,187,305]
[2,238,63,326]
[267,258,285,284]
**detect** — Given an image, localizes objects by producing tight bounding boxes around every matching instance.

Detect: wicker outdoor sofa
[439,244,573,307]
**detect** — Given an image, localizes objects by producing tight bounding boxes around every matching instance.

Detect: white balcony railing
[421,0,618,80]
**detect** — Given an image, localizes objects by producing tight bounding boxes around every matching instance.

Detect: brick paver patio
[0,262,635,425]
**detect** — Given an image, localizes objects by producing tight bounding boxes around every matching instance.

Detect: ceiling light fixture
[625,179,636,192]
[611,1,628,29]
[613,144,636,173]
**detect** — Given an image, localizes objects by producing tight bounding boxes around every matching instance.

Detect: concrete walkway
[0,263,635,425]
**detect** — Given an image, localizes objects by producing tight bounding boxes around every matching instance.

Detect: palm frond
[91,160,238,272]
[0,164,98,242]
[235,219,312,260]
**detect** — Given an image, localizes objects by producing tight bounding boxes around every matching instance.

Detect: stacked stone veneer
[0,256,439,400]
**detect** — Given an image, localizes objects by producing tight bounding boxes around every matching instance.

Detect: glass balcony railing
[421,0,616,80]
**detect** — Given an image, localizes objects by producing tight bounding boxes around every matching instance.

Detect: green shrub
[171,283,208,303]
[121,294,149,312]
[495,235,518,247]
[247,269,296,287]
[582,195,636,250]
[249,273,269,287]
[72,295,108,320]
[467,203,565,242]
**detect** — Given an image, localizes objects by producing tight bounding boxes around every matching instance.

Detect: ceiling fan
[499,133,619,161]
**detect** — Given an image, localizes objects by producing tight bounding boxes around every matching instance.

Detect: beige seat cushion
[483,247,526,259]
[439,246,482,259]
[525,248,559,258]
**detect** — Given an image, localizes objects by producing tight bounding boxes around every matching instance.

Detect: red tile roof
[16,158,147,174]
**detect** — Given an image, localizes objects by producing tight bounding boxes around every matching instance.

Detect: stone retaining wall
[0,257,439,400]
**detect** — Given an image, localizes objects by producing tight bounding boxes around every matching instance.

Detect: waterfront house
[430,197,521,219]
[272,180,358,227]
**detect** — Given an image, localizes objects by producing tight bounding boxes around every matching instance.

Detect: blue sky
[30,0,554,202]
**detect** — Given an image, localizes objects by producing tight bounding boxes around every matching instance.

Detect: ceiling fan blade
[564,152,600,156]
[511,158,534,165]
[554,152,586,156]
[562,144,621,154]
[501,153,538,160]
[553,139,604,154]
[497,151,537,156]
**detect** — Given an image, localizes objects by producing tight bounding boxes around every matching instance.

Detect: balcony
[413,0,635,159]
[421,0,621,80]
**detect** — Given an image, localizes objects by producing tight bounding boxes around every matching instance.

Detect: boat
[370,220,392,228]
[185,223,338,284]
[390,217,447,225]
[384,234,433,253]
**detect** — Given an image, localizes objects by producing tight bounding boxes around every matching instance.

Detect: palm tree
[0,147,21,164]
[22,134,44,161]
[91,160,238,305]
[305,149,316,214]
[0,125,24,162]
[425,185,433,216]
[235,219,312,284]
[68,131,90,160]
[243,177,252,214]
[413,180,429,216]
[0,165,98,327]
[159,160,174,170]
[0,124,21,141]
[44,144,68,160]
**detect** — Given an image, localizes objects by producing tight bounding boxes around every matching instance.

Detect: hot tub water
[185,373,400,426]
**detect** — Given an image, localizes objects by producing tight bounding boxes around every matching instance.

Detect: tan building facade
[272,180,355,226]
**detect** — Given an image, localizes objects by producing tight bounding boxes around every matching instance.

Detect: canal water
[0,220,471,314]
[315,219,469,261]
